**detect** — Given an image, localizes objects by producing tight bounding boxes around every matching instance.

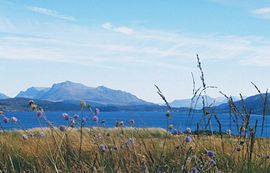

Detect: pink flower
[93,115,99,122]
[59,125,67,132]
[11,117,18,123]
[22,134,28,140]
[62,113,70,120]
[36,110,43,118]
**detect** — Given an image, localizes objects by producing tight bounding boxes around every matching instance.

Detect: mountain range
[169,96,241,109]
[0,92,9,99]
[16,81,152,106]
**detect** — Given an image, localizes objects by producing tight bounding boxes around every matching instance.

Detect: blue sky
[0,0,270,103]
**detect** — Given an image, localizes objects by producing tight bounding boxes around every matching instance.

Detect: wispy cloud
[252,7,270,19]
[26,6,76,22]
[101,22,134,35]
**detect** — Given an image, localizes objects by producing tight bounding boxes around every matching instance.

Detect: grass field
[0,127,269,173]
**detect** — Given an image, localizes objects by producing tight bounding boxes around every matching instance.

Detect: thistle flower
[92,115,99,122]
[82,117,87,123]
[62,113,70,120]
[185,136,192,143]
[59,125,67,132]
[36,110,43,118]
[38,131,45,138]
[189,167,198,173]
[70,119,76,127]
[186,127,191,133]
[22,134,28,140]
[28,100,35,106]
[11,117,18,123]
[129,119,135,125]
[95,108,100,115]
[208,159,216,166]
[3,117,9,123]
[127,138,135,146]
[207,150,215,158]
[165,111,170,117]
[99,144,107,153]
[73,114,79,119]
[226,129,232,136]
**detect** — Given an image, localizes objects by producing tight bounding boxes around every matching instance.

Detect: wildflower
[82,117,87,123]
[11,117,18,123]
[59,125,67,132]
[95,108,100,115]
[208,159,216,166]
[28,100,35,106]
[3,117,9,123]
[99,144,107,153]
[207,150,215,158]
[226,129,232,136]
[185,136,192,143]
[186,127,191,133]
[128,119,135,125]
[80,100,86,108]
[93,115,99,122]
[36,110,43,118]
[38,131,45,138]
[168,124,173,130]
[62,113,70,120]
[70,119,76,127]
[189,167,198,173]
[73,114,79,119]
[165,111,170,117]
[127,138,135,146]
[22,134,28,140]
[28,131,34,137]
[236,146,241,152]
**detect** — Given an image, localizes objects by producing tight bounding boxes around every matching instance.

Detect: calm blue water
[2,111,270,137]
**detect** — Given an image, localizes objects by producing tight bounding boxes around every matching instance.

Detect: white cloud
[101,22,134,35]
[26,6,76,22]
[252,7,270,19]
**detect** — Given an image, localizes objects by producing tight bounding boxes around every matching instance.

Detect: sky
[0,0,270,103]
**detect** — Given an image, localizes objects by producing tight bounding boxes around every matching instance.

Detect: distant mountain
[16,87,49,98]
[0,92,9,100]
[170,96,229,109]
[0,98,190,112]
[215,93,270,115]
[16,81,153,106]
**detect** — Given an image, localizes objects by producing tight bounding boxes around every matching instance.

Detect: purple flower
[208,159,216,166]
[11,117,18,123]
[82,117,87,123]
[28,131,34,137]
[62,113,70,120]
[185,136,192,143]
[38,131,45,138]
[3,117,9,123]
[22,134,28,140]
[36,110,43,118]
[95,108,100,115]
[59,125,67,132]
[99,144,107,153]
[73,114,79,119]
[70,119,76,127]
[93,115,99,122]
[226,129,232,136]
[189,167,198,173]
[127,138,135,145]
[207,150,215,158]
[186,127,191,133]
